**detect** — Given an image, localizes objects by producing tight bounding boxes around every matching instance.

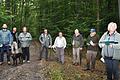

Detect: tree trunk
[118,0,120,23]
[96,0,100,32]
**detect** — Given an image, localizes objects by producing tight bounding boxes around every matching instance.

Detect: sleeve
[39,34,43,43]
[72,35,74,45]
[49,34,52,46]
[53,37,57,47]
[99,32,107,48]
[95,35,99,46]
[63,37,67,48]
[18,33,23,43]
[113,33,120,49]
[28,33,32,41]
[80,35,84,48]
[93,35,99,46]
[9,31,13,44]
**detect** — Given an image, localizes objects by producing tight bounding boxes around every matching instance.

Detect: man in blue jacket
[0,24,13,65]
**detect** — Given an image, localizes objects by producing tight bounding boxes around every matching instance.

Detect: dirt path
[0,41,48,80]
[0,41,108,80]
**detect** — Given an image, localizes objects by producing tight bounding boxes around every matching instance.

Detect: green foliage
[49,69,64,80]
[0,0,119,47]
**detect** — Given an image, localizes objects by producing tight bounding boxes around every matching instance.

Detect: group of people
[0,22,119,80]
[39,22,120,80]
[0,24,32,65]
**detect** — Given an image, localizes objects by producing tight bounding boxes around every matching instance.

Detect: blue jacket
[0,29,13,46]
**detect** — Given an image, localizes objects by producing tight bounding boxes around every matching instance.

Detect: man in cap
[0,24,13,65]
[85,28,99,71]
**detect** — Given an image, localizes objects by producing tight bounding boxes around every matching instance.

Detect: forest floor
[0,41,110,80]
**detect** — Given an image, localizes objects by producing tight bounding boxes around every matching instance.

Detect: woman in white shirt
[52,32,66,64]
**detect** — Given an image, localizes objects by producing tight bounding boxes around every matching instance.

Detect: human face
[13,27,17,32]
[59,32,63,37]
[2,24,7,31]
[107,22,117,33]
[23,27,27,33]
[44,29,48,34]
[75,29,79,34]
[90,32,96,37]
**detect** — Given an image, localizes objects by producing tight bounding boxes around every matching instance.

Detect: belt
[104,56,113,60]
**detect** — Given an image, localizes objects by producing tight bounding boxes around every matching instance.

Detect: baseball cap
[90,29,96,32]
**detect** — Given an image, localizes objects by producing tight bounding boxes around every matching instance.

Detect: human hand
[79,48,83,50]
[52,45,55,49]
[101,44,105,48]
[109,44,113,48]
[0,44,3,47]
[9,44,11,47]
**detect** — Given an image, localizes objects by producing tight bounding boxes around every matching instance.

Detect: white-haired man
[99,22,120,80]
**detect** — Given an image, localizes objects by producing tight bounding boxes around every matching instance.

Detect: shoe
[23,60,26,63]
[0,62,3,65]
[27,61,30,63]
[72,63,76,65]
[91,69,95,72]
[76,63,79,66]
[83,68,90,71]
[7,61,11,65]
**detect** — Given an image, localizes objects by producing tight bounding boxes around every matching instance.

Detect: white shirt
[53,36,66,48]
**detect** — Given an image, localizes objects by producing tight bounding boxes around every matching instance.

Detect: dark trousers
[105,57,119,80]
[22,47,30,61]
[0,45,10,62]
[40,46,48,60]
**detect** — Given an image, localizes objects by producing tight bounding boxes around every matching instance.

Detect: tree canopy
[0,0,119,47]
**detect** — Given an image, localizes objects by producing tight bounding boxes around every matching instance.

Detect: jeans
[56,47,64,64]
[40,46,48,60]
[0,45,10,62]
[22,47,30,61]
[105,57,119,80]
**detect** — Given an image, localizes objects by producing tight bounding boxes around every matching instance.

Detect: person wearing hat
[85,28,99,71]
[0,24,13,65]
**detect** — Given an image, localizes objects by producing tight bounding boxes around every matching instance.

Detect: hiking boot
[72,63,76,65]
[83,68,90,71]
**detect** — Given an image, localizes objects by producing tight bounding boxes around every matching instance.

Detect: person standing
[72,29,84,66]
[11,27,19,54]
[18,27,32,63]
[39,29,52,61]
[99,22,120,80]
[0,24,13,65]
[52,32,67,64]
[85,29,99,71]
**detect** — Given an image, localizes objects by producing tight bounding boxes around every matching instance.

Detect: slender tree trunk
[118,0,120,23]
[96,0,100,32]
